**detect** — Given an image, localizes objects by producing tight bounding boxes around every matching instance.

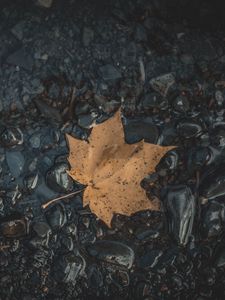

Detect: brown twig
[0,245,10,251]
[41,189,84,210]
[68,86,77,119]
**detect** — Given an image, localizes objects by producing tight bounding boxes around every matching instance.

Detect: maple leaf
[66,110,172,227]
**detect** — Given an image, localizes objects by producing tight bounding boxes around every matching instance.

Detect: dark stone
[124,119,159,144]
[45,204,67,230]
[6,151,25,178]
[0,218,28,238]
[99,64,122,81]
[6,48,33,71]
[53,253,85,283]
[83,27,94,47]
[33,222,51,238]
[86,240,134,269]
[138,249,163,268]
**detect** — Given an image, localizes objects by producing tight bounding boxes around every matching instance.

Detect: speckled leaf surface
[67,111,172,226]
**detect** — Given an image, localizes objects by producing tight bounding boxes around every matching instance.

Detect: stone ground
[1,0,225,299]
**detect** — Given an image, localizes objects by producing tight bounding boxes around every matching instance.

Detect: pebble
[86,240,135,269]
[11,21,25,41]
[45,204,67,230]
[29,133,41,148]
[150,73,175,97]
[6,151,25,178]
[83,27,94,47]
[33,222,51,238]
[7,48,33,72]
[99,64,122,81]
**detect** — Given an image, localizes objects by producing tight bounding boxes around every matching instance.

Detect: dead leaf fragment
[67,110,172,226]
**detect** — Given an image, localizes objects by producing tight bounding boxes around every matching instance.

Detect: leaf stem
[41,189,84,210]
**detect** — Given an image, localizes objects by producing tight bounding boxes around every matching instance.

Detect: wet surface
[1,0,225,299]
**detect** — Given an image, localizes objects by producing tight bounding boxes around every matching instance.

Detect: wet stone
[24,78,45,95]
[138,249,163,269]
[0,197,4,216]
[215,90,225,107]
[162,185,196,245]
[83,27,94,47]
[29,133,41,149]
[46,162,74,193]
[6,151,25,178]
[53,253,85,283]
[32,222,51,238]
[11,21,25,41]
[0,127,23,147]
[24,173,39,190]
[200,165,225,200]
[75,102,90,115]
[150,73,175,97]
[134,25,147,42]
[135,228,160,241]
[176,119,203,139]
[173,95,190,113]
[86,240,134,269]
[99,64,122,81]
[215,247,225,268]
[156,149,179,173]
[48,82,60,99]
[0,217,28,238]
[88,265,103,289]
[124,119,159,144]
[6,48,33,72]
[45,204,67,230]
[142,92,168,110]
[78,113,97,129]
[29,236,49,249]
[34,99,62,124]
[202,201,225,239]
[60,236,74,251]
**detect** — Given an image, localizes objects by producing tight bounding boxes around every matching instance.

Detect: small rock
[46,163,74,193]
[6,151,25,178]
[0,218,28,238]
[216,248,225,268]
[0,127,23,147]
[7,48,33,72]
[162,185,196,245]
[11,21,25,40]
[150,73,175,97]
[124,119,159,144]
[53,253,85,283]
[134,25,147,42]
[29,133,41,149]
[138,249,163,268]
[33,222,51,238]
[215,90,225,107]
[24,173,39,190]
[202,201,224,239]
[45,204,67,230]
[86,240,134,269]
[142,92,167,110]
[34,98,62,124]
[173,95,190,113]
[48,82,60,99]
[78,113,97,129]
[99,64,122,81]
[83,27,94,47]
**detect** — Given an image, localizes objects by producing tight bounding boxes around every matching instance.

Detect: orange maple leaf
[67,110,172,226]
